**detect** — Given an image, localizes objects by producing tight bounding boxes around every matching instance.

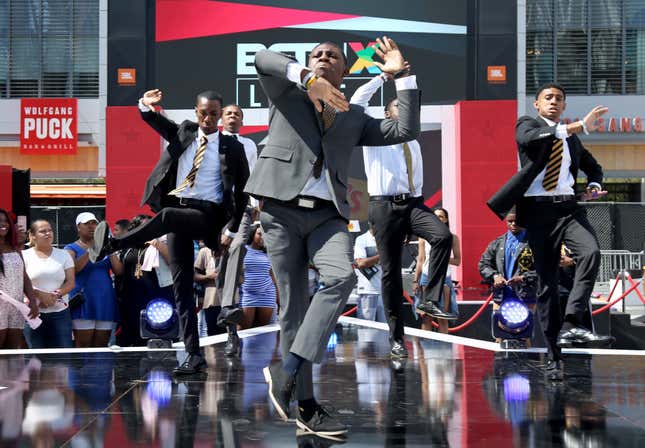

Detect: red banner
[20,98,77,155]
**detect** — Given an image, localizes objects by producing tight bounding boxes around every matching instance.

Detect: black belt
[271,196,334,210]
[369,193,416,203]
[527,195,575,203]
[178,197,220,210]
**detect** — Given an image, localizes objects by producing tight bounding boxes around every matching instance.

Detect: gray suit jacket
[245,50,420,220]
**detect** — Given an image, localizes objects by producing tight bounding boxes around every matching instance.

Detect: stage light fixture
[499,299,530,332]
[492,289,534,346]
[140,298,179,348]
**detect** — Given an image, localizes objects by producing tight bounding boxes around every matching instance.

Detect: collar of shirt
[506,230,527,244]
[221,130,238,138]
[198,128,220,144]
[540,115,558,127]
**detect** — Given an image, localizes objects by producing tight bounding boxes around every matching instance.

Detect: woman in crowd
[239,223,278,329]
[0,209,39,348]
[23,220,75,348]
[194,243,226,336]
[110,214,174,346]
[415,208,461,333]
[64,212,118,348]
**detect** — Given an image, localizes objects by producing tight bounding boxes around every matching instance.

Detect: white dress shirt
[138,99,223,204]
[221,130,258,174]
[349,75,423,197]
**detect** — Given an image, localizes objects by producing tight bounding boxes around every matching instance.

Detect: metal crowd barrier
[598,250,643,283]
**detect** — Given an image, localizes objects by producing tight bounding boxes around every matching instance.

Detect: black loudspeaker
[12,168,30,223]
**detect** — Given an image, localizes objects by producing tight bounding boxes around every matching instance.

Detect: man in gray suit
[246,37,419,437]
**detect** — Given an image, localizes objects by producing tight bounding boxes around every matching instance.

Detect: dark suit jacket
[478,233,538,302]
[139,109,250,247]
[245,50,420,220]
[487,115,603,226]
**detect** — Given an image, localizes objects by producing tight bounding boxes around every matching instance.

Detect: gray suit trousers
[218,209,254,307]
[259,200,356,400]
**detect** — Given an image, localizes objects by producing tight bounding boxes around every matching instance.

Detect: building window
[527,0,645,95]
[0,0,99,98]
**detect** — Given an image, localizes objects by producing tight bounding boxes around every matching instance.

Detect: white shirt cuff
[138,98,154,113]
[394,75,417,90]
[286,62,309,84]
[224,229,237,239]
[588,182,602,190]
[555,123,569,139]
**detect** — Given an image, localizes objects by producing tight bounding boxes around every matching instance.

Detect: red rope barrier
[592,279,642,315]
[626,275,645,305]
[341,306,357,317]
[602,272,622,302]
[448,294,494,333]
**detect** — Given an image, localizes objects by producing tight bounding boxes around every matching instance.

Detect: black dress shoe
[173,353,207,375]
[263,362,295,421]
[296,403,348,438]
[389,338,408,358]
[389,357,407,373]
[89,221,116,263]
[217,307,243,327]
[544,359,564,381]
[556,326,615,348]
[416,301,458,320]
[224,331,240,357]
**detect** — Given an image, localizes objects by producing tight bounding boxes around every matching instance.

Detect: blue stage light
[499,299,530,331]
[326,332,338,350]
[145,299,175,330]
[503,374,530,402]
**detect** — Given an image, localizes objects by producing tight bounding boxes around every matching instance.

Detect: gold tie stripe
[542,138,564,191]
[169,135,209,196]
[402,142,415,195]
[313,102,337,178]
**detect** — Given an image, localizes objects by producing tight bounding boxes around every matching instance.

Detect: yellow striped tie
[542,138,564,191]
[402,142,415,195]
[169,135,208,196]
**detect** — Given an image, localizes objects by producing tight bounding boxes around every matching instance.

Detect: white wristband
[580,120,589,135]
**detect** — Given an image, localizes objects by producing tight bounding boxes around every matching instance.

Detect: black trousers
[116,204,226,354]
[369,197,452,340]
[523,200,600,360]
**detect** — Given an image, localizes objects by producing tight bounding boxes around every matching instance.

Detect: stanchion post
[621,269,627,313]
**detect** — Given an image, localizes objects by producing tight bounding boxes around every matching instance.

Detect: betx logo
[21,98,77,155]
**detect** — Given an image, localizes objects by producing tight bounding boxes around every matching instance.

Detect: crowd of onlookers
[0,208,279,350]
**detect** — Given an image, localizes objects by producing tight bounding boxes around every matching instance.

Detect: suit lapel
[496,235,506,275]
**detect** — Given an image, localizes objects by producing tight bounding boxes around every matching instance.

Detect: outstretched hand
[372,36,407,75]
[142,89,163,111]
[307,77,349,113]
[582,105,609,132]
[579,186,608,202]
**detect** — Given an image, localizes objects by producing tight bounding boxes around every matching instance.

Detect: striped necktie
[169,135,208,196]
[402,142,415,194]
[312,102,337,178]
[542,138,564,192]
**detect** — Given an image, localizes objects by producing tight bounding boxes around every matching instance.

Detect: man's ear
[562,101,566,113]
[533,99,539,111]
[384,110,391,119]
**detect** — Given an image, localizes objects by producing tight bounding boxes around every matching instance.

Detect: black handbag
[68,290,85,310]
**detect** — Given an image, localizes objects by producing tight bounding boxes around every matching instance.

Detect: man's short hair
[196,90,223,106]
[310,41,348,66]
[535,82,566,100]
[384,98,397,114]
[115,219,130,229]
[223,104,243,118]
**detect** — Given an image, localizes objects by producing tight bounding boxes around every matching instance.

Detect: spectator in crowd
[23,220,75,348]
[353,223,386,322]
[0,208,39,348]
[194,243,226,336]
[113,219,130,238]
[111,214,174,346]
[64,212,118,348]
[414,208,461,333]
[239,223,278,329]
[478,210,537,345]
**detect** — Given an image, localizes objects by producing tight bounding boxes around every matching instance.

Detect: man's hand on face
[372,36,407,75]
[142,89,163,110]
[307,77,349,113]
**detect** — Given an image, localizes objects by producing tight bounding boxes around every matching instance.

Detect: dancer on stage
[91,89,249,375]
[488,83,614,380]
[246,36,419,437]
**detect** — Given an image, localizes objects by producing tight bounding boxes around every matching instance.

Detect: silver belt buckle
[393,193,407,203]
[179,197,187,206]
[297,197,316,209]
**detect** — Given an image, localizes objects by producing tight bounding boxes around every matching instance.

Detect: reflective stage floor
[1,317,644,447]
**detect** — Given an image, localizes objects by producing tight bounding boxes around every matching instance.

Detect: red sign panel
[20,98,77,155]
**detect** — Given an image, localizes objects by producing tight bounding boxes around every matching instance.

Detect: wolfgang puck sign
[20,98,77,154]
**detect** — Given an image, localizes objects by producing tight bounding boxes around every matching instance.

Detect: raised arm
[349,75,386,113]
[138,89,179,142]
